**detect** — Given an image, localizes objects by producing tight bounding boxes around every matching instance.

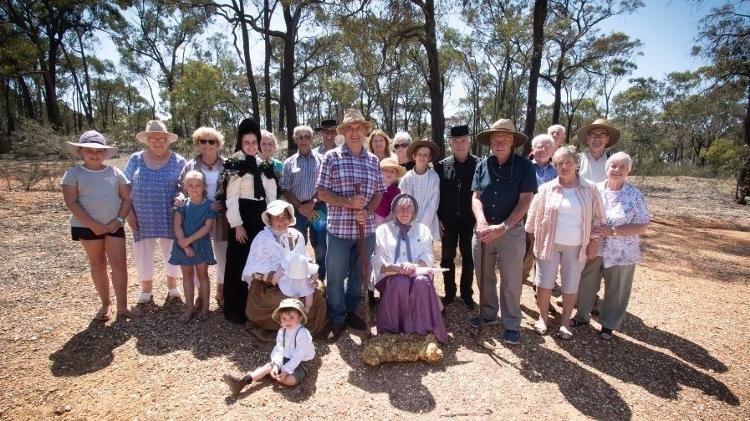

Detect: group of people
[61,108,649,391]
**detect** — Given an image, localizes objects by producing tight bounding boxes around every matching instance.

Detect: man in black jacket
[435,125,480,309]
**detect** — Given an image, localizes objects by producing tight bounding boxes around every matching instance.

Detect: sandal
[178,311,193,322]
[570,319,589,328]
[94,306,112,321]
[116,306,141,319]
[599,327,613,341]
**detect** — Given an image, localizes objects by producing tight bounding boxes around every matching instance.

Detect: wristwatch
[115,216,126,226]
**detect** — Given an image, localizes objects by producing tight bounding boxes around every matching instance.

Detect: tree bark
[523,0,548,155]
[280,4,299,155]
[421,0,445,159]
[735,83,750,204]
[263,0,273,131]
[237,0,260,122]
[16,77,36,121]
[76,30,95,128]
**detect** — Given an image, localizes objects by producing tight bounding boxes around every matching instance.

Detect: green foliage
[702,139,748,175]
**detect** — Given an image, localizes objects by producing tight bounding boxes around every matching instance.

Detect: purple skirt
[375,274,449,343]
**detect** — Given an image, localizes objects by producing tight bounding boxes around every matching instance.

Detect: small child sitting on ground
[222,298,316,393]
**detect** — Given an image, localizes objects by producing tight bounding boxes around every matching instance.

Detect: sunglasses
[199,139,217,145]
[393,143,408,149]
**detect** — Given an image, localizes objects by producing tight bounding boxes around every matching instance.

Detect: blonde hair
[368,129,392,156]
[552,145,579,166]
[191,127,224,147]
[260,130,278,147]
[183,170,207,198]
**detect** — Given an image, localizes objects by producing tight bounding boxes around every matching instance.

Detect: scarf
[215,151,277,202]
[393,220,414,263]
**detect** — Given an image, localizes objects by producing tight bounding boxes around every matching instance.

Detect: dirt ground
[0,175,748,420]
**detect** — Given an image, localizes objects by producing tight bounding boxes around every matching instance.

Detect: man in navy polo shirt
[470,119,538,345]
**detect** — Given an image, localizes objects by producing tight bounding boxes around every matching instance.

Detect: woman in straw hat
[398,139,441,239]
[215,117,278,324]
[124,120,186,305]
[62,131,138,320]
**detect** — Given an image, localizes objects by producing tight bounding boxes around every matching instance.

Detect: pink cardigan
[525,177,605,262]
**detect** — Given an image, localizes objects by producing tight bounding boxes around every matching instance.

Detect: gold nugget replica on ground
[362,333,443,366]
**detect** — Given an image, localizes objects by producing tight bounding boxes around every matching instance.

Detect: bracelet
[115,216,126,226]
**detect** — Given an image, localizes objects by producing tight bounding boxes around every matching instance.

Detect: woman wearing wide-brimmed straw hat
[576,118,620,183]
[215,117,279,324]
[175,127,229,307]
[62,131,139,320]
[398,138,441,239]
[124,120,187,305]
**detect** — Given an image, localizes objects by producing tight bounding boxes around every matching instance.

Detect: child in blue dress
[169,170,217,321]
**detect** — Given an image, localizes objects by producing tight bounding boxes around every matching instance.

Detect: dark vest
[435,154,480,223]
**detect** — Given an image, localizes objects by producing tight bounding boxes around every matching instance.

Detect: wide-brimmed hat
[315,119,338,131]
[380,157,407,178]
[476,119,528,147]
[337,109,373,133]
[135,120,178,144]
[576,118,620,147]
[261,200,296,227]
[66,130,118,159]
[271,298,307,325]
[286,252,319,281]
[449,125,472,138]
[406,139,440,162]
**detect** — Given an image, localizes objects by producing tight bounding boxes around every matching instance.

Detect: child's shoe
[168,288,182,298]
[136,292,153,304]
[222,373,250,395]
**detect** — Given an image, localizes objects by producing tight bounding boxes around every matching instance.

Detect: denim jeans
[293,202,328,280]
[325,232,375,325]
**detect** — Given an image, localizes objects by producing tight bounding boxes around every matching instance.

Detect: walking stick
[475,240,486,346]
[354,182,371,339]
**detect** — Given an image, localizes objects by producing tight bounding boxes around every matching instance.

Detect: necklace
[201,155,219,170]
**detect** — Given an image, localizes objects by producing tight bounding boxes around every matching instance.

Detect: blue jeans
[325,232,375,325]
[293,202,327,280]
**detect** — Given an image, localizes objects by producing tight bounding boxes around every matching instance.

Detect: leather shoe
[441,295,455,306]
[345,312,366,330]
[327,322,346,341]
[461,296,476,310]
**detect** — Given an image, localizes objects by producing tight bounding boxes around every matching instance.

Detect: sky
[95,0,739,118]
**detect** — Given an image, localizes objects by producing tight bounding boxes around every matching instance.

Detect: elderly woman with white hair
[260,130,284,181]
[392,131,415,171]
[372,193,448,343]
[572,151,650,340]
[525,146,605,339]
[175,127,229,306]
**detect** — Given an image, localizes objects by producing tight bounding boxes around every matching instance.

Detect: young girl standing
[61,131,137,321]
[169,170,217,321]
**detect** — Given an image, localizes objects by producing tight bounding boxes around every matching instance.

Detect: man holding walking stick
[470,119,537,345]
[317,109,384,341]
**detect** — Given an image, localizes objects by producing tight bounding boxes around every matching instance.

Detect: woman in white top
[176,127,228,306]
[525,146,605,339]
[398,139,440,239]
[216,118,278,324]
[371,193,448,343]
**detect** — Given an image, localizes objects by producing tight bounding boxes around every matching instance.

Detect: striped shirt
[316,144,385,239]
[525,177,606,262]
[281,151,322,202]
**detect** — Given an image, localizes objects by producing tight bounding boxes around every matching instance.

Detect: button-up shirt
[579,150,608,183]
[531,159,557,187]
[281,150,322,202]
[316,143,385,239]
[471,153,538,225]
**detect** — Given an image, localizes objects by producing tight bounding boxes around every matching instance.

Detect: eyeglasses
[199,139,217,145]
[149,137,169,143]
[393,143,408,149]
[295,135,312,141]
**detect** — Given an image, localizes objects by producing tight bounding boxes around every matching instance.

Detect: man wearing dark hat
[470,119,538,345]
[316,109,385,340]
[577,118,620,183]
[435,125,480,309]
[314,119,339,156]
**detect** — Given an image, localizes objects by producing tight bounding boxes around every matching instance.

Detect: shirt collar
[341,143,368,158]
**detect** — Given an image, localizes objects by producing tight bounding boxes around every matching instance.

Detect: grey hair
[390,193,419,222]
[393,131,412,145]
[606,151,632,172]
[531,134,554,148]
[552,145,579,166]
[547,124,566,134]
[260,130,277,147]
[293,125,313,138]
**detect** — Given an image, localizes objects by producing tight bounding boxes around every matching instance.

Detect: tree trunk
[40,48,63,130]
[16,77,36,120]
[523,0,548,155]
[551,53,565,124]
[62,44,92,130]
[237,0,260,122]
[263,0,273,131]
[735,83,750,204]
[280,5,298,155]
[421,0,445,159]
[76,31,95,128]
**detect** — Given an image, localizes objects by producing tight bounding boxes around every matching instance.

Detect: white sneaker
[533,319,548,335]
[168,288,182,298]
[558,325,573,340]
[136,292,153,304]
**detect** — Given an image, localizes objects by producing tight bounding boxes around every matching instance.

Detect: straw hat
[576,118,620,147]
[271,298,307,325]
[476,119,528,147]
[261,200,296,227]
[406,139,440,162]
[135,120,178,144]
[66,130,118,159]
[337,109,373,133]
[379,157,407,178]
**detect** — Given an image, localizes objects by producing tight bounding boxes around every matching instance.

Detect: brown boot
[222,373,251,395]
